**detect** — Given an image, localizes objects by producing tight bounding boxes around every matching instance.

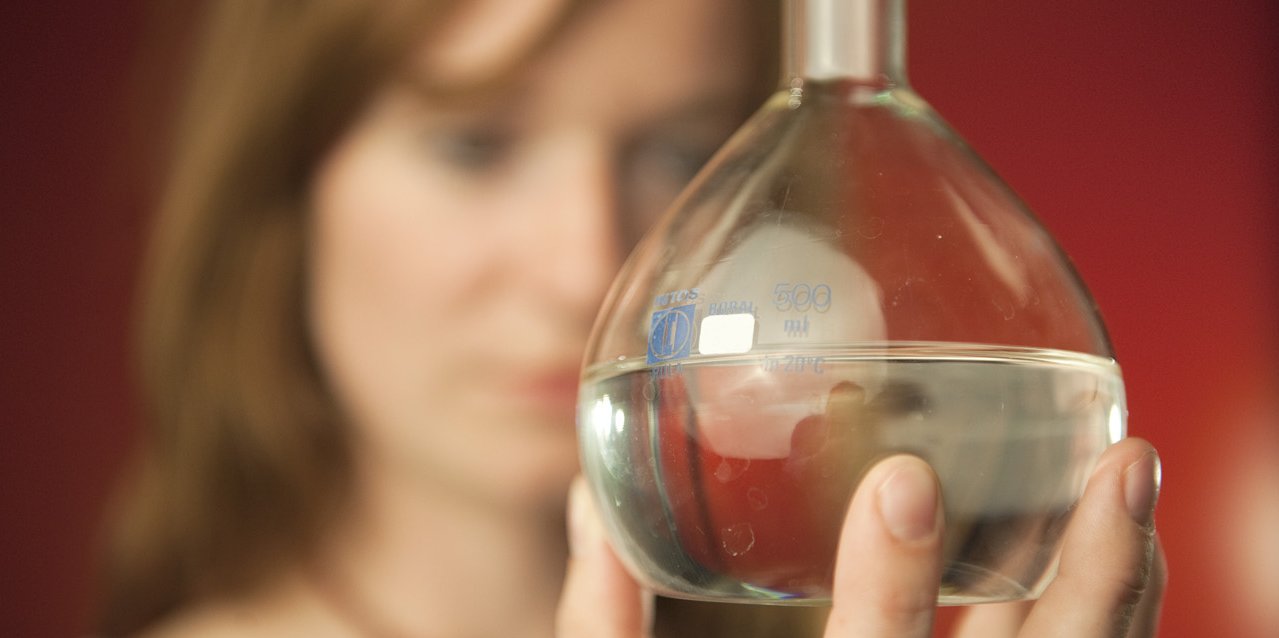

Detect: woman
[101,0,1163,636]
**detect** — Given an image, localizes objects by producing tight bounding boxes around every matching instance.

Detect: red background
[2,1,1275,636]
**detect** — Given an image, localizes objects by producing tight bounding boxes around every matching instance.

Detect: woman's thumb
[556,477,653,638]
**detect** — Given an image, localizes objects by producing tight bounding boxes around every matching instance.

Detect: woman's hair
[100,0,782,635]
[101,2,483,631]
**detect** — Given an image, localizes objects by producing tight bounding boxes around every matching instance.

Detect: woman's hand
[557,437,1164,637]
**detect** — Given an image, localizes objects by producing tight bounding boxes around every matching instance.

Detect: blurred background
[2,1,1274,636]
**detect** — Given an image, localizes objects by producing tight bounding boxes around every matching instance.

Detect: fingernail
[1123,449,1161,525]
[877,457,939,542]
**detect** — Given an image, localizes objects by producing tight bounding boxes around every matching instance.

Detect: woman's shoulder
[139,600,283,638]
[138,603,256,638]
[138,585,341,638]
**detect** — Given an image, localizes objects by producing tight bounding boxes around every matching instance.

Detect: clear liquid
[578,344,1124,605]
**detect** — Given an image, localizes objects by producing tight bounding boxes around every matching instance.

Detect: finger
[556,477,652,638]
[1126,537,1167,637]
[825,455,943,638]
[951,600,1032,638]
[1019,438,1161,638]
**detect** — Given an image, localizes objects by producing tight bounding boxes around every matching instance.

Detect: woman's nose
[533,138,625,317]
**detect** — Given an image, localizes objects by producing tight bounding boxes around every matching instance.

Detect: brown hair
[100,0,790,635]
[102,2,463,632]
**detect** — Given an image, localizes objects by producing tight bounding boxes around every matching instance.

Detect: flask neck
[784,0,907,87]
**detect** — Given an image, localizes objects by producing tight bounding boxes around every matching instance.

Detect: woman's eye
[625,139,717,201]
[618,138,719,243]
[631,140,714,185]
[424,126,515,173]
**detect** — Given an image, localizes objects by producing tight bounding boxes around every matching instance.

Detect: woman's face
[308,0,757,508]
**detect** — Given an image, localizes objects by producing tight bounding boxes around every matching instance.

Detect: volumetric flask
[577,0,1125,605]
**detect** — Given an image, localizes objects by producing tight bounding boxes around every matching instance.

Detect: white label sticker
[697,313,756,355]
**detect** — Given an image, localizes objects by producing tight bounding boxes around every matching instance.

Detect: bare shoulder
[138,589,336,638]
[138,601,272,638]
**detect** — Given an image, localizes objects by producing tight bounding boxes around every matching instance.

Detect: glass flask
[577,0,1125,606]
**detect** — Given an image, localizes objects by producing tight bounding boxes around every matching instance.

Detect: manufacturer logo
[646,304,696,364]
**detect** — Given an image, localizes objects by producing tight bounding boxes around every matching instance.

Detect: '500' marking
[773,282,831,312]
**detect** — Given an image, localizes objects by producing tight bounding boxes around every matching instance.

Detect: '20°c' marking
[761,355,825,374]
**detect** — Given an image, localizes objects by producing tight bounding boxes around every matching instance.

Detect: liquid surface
[578,344,1124,604]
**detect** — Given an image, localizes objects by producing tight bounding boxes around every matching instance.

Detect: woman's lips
[512,368,581,416]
